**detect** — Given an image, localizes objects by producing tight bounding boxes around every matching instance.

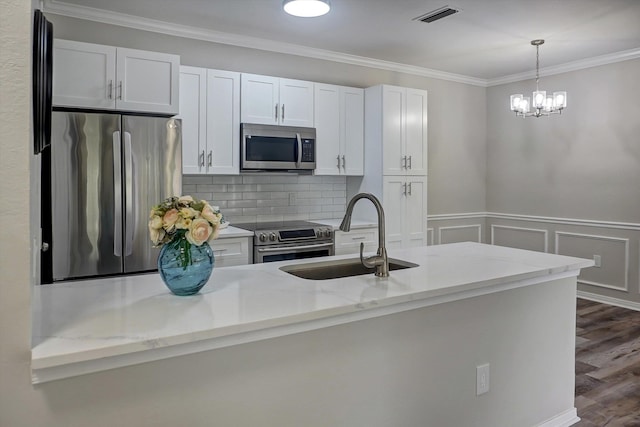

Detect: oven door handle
[256,242,334,253]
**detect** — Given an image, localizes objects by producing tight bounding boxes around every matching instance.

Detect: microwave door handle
[296,133,302,167]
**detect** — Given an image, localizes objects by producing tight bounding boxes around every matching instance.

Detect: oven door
[254,242,334,263]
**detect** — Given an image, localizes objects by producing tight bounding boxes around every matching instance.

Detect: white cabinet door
[210,237,251,267]
[334,227,378,255]
[341,87,364,176]
[279,78,314,127]
[380,85,428,176]
[241,73,314,127]
[405,88,428,175]
[206,69,240,175]
[53,40,179,114]
[383,177,406,250]
[405,176,427,247]
[178,66,207,174]
[383,176,427,249]
[382,86,405,175]
[53,40,116,109]
[240,73,279,125]
[116,48,179,115]
[314,84,341,175]
[314,84,363,176]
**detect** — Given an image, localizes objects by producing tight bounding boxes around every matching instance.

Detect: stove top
[233,220,324,232]
[234,220,334,246]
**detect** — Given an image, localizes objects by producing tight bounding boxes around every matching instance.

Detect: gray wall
[485,59,640,306]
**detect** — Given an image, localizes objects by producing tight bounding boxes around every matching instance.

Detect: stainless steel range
[235,221,334,263]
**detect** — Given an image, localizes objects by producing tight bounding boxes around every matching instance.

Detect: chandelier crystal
[510,40,567,118]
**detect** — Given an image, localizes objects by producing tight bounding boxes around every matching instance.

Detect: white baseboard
[534,408,580,427]
[577,290,640,312]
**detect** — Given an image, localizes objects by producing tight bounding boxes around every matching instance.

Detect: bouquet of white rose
[148,195,223,268]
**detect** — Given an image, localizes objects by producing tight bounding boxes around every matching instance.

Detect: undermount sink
[280,257,419,280]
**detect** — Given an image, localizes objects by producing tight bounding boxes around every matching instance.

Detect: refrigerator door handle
[113,131,122,257]
[124,131,134,256]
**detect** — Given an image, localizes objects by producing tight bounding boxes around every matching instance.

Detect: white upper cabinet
[314,83,364,176]
[53,39,179,115]
[179,66,240,175]
[370,84,428,176]
[178,66,207,174]
[206,69,240,174]
[241,73,314,127]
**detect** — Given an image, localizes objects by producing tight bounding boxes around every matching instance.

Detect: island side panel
[32,277,577,427]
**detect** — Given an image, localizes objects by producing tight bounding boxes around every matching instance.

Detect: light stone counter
[31,242,593,384]
[313,218,377,229]
[215,225,254,238]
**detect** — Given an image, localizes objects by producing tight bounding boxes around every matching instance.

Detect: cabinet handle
[108,80,113,99]
[408,155,412,170]
[402,156,407,169]
[199,150,205,167]
[275,104,278,122]
[337,155,341,169]
[207,150,212,167]
[281,104,285,121]
[402,183,407,195]
[341,155,346,169]
[351,236,366,240]
[408,182,412,195]
[118,81,123,100]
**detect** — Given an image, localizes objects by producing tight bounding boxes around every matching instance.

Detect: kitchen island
[32,242,593,427]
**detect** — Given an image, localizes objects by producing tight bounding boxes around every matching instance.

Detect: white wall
[486,59,640,306]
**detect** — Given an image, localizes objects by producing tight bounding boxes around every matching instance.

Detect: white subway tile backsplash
[183,174,347,223]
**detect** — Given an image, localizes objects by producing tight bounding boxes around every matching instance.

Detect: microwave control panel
[301,139,314,162]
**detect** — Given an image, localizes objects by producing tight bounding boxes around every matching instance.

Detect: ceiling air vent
[413,6,460,23]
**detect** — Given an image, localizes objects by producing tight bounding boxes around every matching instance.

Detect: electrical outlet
[593,255,601,268]
[476,364,490,395]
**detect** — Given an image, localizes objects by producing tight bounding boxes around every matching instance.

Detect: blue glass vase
[157,240,214,296]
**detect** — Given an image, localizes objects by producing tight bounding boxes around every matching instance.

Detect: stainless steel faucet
[339,193,389,277]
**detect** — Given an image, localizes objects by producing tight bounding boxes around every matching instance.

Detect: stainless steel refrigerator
[48,111,182,281]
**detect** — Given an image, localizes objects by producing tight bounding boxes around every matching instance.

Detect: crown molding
[487,47,640,87]
[42,0,488,87]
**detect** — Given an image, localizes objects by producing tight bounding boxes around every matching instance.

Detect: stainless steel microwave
[241,123,316,172]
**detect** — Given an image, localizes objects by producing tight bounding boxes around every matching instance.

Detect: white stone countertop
[216,225,254,238]
[31,242,593,384]
[313,218,377,229]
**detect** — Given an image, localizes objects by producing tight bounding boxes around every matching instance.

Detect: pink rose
[186,218,212,246]
[163,209,179,231]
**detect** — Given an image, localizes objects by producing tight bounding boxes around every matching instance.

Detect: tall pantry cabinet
[347,84,428,249]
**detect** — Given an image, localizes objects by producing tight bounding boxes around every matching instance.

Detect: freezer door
[122,116,182,273]
[51,112,123,280]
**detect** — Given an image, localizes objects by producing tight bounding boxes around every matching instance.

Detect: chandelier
[510,40,567,118]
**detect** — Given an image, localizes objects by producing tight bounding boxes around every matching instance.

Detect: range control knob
[324,229,333,238]
[258,233,267,242]
[269,232,278,242]
[316,230,322,237]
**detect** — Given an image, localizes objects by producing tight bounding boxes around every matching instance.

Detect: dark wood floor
[575,298,640,426]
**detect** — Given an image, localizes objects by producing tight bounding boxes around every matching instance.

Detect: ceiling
[48,0,640,81]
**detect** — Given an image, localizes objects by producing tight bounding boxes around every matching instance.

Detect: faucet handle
[359,242,365,264]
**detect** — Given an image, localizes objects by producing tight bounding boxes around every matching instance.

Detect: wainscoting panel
[490,225,548,253]
[427,212,640,305]
[555,232,629,292]
[438,224,482,245]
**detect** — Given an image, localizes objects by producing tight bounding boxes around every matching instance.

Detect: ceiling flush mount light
[510,40,567,118]
[283,0,330,17]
